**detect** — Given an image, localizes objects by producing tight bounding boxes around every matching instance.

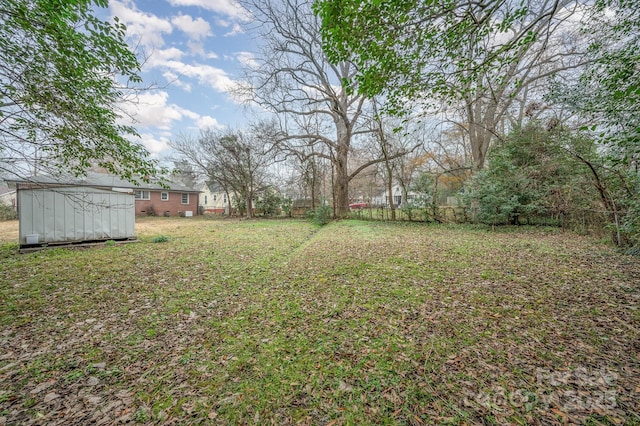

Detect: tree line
[1,0,637,248]
[171,0,637,247]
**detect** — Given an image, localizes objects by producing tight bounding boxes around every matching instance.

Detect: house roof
[201,181,225,194]
[6,172,200,193]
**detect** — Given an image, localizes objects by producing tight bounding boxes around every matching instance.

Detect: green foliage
[468,124,601,226]
[315,0,536,112]
[626,244,640,257]
[607,169,640,247]
[410,172,438,221]
[549,0,639,247]
[310,203,332,226]
[623,180,640,244]
[569,0,639,161]
[255,188,282,217]
[0,0,159,182]
[280,196,293,217]
[401,202,417,221]
[151,236,169,243]
[0,205,17,221]
[233,196,246,217]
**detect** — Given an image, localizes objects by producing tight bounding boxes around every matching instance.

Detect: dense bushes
[308,203,332,226]
[255,188,284,217]
[0,205,17,221]
[466,123,638,248]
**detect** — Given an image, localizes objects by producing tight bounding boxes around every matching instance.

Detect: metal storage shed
[9,173,137,248]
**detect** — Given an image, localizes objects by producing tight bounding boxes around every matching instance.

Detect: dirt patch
[0,220,18,243]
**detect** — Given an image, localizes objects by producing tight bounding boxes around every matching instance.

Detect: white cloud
[126,92,183,129]
[171,14,212,40]
[121,90,223,133]
[173,106,223,129]
[147,47,185,68]
[236,51,258,69]
[196,116,222,129]
[139,133,170,157]
[187,40,206,57]
[163,61,236,93]
[214,17,231,28]
[142,50,236,96]
[173,106,200,121]
[166,0,251,21]
[224,23,244,37]
[110,1,172,49]
[162,71,192,92]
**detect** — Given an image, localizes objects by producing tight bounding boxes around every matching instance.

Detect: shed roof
[7,172,200,193]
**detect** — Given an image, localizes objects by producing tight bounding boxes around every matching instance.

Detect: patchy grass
[0,217,638,425]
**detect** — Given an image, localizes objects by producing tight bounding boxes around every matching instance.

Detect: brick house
[134,183,200,217]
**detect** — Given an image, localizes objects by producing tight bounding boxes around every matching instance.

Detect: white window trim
[135,190,150,200]
[181,193,189,204]
[161,192,169,201]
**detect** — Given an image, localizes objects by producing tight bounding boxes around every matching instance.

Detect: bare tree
[290,148,325,208]
[453,0,593,169]
[368,102,425,219]
[238,0,411,217]
[171,160,197,188]
[316,0,594,171]
[171,126,275,218]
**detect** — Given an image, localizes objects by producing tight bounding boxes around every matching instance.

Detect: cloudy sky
[102,0,256,161]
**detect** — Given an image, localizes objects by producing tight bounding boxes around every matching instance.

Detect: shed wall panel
[18,187,135,245]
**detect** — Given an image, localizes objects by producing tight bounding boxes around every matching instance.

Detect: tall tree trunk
[470,128,492,170]
[334,147,350,218]
[310,159,317,209]
[467,96,497,170]
[334,118,351,218]
[225,191,232,216]
[246,192,253,219]
[386,176,395,220]
[376,104,396,221]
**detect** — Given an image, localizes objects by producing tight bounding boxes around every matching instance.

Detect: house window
[134,190,150,200]
[161,192,169,201]
[213,194,217,202]
[181,193,189,204]
[204,195,208,205]
[223,194,227,203]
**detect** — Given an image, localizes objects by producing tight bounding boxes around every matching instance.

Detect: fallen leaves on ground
[0,217,638,424]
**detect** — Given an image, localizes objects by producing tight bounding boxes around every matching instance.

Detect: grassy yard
[0,217,638,425]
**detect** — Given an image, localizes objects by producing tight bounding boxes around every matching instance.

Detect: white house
[199,182,233,214]
[370,184,422,208]
[0,184,17,210]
